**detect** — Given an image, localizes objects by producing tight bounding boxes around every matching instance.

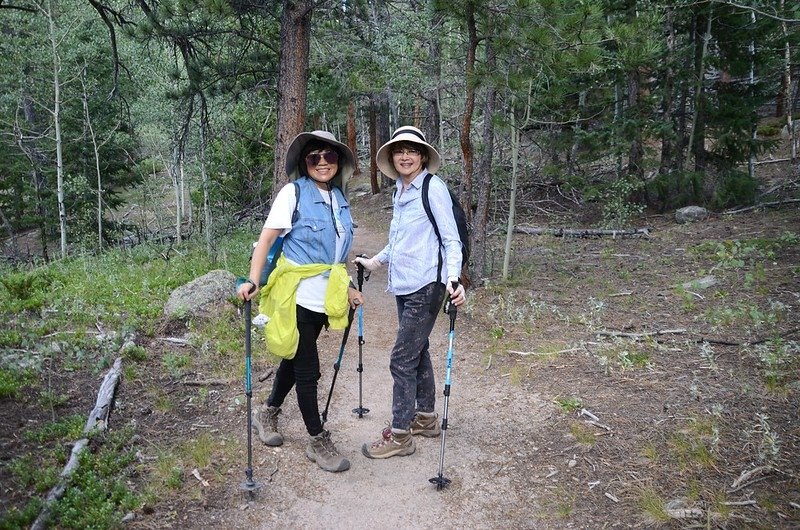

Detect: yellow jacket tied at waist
[258,254,351,359]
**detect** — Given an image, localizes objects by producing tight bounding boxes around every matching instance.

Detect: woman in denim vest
[237,130,363,472]
[355,126,466,459]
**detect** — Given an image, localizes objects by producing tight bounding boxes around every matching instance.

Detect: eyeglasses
[392,147,421,157]
[305,150,339,166]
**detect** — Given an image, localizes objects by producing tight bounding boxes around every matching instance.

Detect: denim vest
[282,176,354,266]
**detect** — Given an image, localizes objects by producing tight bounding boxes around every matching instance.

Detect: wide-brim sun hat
[376,126,441,180]
[285,130,356,189]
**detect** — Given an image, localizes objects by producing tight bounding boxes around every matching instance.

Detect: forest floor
[2,181,800,529]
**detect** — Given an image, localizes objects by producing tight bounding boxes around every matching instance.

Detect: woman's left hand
[446,277,466,307]
[348,287,364,309]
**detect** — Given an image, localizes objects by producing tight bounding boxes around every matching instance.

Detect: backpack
[421,173,470,287]
[258,182,300,286]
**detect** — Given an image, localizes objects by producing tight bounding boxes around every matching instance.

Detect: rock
[681,275,718,290]
[164,269,237,318]
[675,206,710,224]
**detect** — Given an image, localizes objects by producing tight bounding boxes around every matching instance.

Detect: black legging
[267,305,328,436]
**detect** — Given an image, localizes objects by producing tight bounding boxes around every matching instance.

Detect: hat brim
[376,134,441,180]
[285,131,356,188]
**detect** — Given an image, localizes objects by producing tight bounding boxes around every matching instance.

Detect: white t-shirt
[263,182,345,313]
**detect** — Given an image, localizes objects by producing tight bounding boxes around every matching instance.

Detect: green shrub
[0,368,35,399]
[0,269,59,313]
[0,498,42,529]
[711,169,758,209]
[51,429,140,529]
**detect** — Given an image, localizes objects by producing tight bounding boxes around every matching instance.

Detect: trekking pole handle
[444,280,459,318]
[236,277,258,296]
[356,253,370,284]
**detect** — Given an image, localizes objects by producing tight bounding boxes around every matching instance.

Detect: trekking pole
[429,281,459,491]
[235,278,262,497]
[320,306,356,427]
[352,256,370,418]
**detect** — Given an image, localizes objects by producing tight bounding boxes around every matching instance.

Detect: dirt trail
[222,223,551,529]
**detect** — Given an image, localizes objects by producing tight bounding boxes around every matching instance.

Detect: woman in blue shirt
[355,126,466,459]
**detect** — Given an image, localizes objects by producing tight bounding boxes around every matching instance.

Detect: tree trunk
[749,11,757,180]
[686,9,712,174]
[426,6,444,145]
[781,0,795,161]
[368,96,379,194]
[273,0,312,197]
[658,7,676,183]
[503,99,520,281]
[473,16,496,281]
[81,67,104,251]
[171,145,182,244]
[459,1,477,225]
[346,99,361,177]
[46,0,67,258]
[376,91,391,188]
[200,123,212,256]
[17,93,50,262]
[627,68,643,181]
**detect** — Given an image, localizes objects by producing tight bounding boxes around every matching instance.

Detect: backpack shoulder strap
[292,181,300,224]
[421,173,444,282]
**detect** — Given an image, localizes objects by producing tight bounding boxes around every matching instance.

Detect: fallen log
[725,198,800,214]
[514,226,652,238]
[596,329,687,340]
[31,357,123,530]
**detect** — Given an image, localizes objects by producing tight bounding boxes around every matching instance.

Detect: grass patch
[753,339,799,392]
[637,487,670,523]
[553,396,583,413]
[50,429,141,529]
[668,431,716,470]
[23,414,85,444]
[0,367,36,398]
[148,453,185,493]
[162,352,192,378]
[182,433,216,469]
[7,453,61,493]
[0,497,43,529]
[544,487,576,519]
[593,339,654,374]
[691,232,799,269]
[568,421,596,445]
[641,442,659,463]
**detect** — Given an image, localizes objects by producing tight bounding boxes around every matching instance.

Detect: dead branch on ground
[31,358,123,530]
[515,226,652,238]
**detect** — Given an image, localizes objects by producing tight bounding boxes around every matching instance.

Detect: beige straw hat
[375,126,441,180]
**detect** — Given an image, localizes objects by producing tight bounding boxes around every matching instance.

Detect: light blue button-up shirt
[375,170,463,296]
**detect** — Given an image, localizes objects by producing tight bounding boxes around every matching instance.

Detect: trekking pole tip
[428,475,451,490]
[239,477,264,499]
[352,406,370,418]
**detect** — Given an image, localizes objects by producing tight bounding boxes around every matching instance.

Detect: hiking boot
[361,426,415,459]
[252,405,283,446]
[410,412,441,438]
[306,430,350,472]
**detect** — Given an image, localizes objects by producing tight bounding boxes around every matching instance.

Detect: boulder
[164,269,237,318]
[675,206,710,224]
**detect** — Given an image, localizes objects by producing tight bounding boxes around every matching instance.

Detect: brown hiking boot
[361,426,415,459]
[306,430,350,472]
[410,412,441,437]
[252,405,283,446]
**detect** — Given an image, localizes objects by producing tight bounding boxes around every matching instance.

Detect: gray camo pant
[390,282,445,430]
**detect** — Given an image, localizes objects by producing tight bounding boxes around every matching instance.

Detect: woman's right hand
[237,280,259,301]
[353,255,382,272]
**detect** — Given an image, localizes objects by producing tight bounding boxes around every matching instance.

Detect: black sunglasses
[305,150,339,166]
